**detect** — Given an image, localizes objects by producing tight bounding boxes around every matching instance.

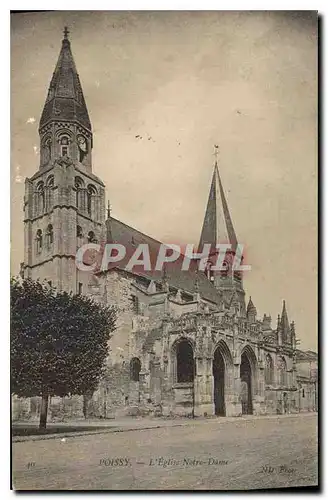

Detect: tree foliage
[11,277,116,401]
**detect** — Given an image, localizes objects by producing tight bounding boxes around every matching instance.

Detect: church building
[14,29,317,421]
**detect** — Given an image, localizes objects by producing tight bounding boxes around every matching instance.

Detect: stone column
[161,354,172,416]
[253,345,266,415]
[194,323,214,417]
[229,324,242,417]
[139,369,150,408]
[224,361,235,417]
[160,319,173,416]
[254,362,266,415]
[204,356,215,416]
[193,356,206,417]
[229,359,242,417]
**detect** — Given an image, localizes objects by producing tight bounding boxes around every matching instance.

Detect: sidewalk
[12,412,317,443]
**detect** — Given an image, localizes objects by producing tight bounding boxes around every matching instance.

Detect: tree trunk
[83,395,87,419]
[39,391,49,429]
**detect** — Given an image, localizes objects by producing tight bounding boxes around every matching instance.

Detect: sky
[11,11,318,350]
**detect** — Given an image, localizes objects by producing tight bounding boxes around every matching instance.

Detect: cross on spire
[213,144,220,165]
[63,26,70,40]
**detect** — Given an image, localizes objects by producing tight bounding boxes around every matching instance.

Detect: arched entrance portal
[213,348,225,416]
[240,352,253,414]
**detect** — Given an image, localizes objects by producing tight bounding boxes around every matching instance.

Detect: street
[12,414,318,490]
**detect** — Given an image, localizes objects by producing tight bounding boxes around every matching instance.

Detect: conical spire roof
[280,300,291,342]
[247,296,257,315]
[39,27,91,130]
[199,162,238,253]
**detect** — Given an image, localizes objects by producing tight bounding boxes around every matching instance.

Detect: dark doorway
[240,352,253,414]
[213,348,225,416]
[130,358,141,382]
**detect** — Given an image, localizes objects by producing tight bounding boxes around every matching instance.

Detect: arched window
[41,136,52,166]
[77,135,88,163]
[59,134,70,157]
[75,177,84,210]
[45,176,54,211]
[264,354,274,385]
[46,224,53,247]
[36,229,43,253]
[277,356,287,386]
[87,184,97,217]
[36,182,45,215]
[88,231,97,243]
[176,340,194,383]
[46,175,54,188]
[130,358,141,382]
[77,225,83,238]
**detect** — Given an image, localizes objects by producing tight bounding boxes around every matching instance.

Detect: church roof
[296,349,318,362]
[39,27,91,130]
[102,217,223,305]
[198,162,238,253]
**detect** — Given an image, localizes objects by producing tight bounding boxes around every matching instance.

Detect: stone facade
[13,29,317,422]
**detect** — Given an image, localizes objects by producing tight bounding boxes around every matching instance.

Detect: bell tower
[23,28,106,293]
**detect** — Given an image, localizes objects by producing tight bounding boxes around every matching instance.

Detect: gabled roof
[296,349,318,362]
[39,28,91,130]
[102,217,223,306]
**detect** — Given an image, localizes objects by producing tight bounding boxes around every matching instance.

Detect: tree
[11,277,116,429]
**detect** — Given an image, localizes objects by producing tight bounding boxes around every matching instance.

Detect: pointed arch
[212,340,234,416]
[212,339,234,367]
[241,345,258,370]
[240,344,258,415]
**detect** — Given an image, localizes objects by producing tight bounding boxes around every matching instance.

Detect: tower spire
[39,28,91,131]
[198,146,238,253]
[280,300,291,344]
